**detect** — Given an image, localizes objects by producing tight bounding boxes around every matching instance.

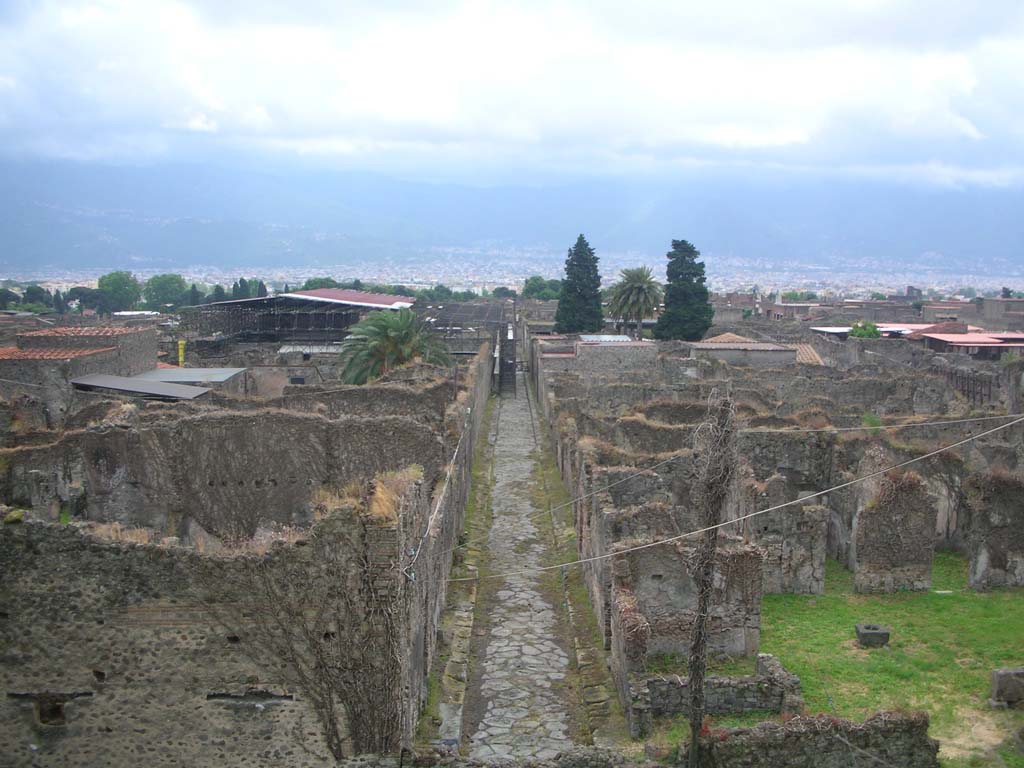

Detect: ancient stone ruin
[0,346,494,764]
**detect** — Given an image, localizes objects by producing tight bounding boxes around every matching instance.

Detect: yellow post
[177,339,186,367]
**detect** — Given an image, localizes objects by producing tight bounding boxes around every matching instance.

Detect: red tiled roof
[0,346,117,360]
[19,326,143,337]
[789,343,824,365]
[704,332,756,344]
[283,289,416,308]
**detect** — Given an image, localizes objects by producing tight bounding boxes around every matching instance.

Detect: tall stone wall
[852,471,936,593]
[692,712,940,768]
[965,472,1024,589]
[609,540,762,671]
[0,411,446,540]
[0,516,353,766]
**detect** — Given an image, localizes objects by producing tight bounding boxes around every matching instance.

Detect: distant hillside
[1,160,1022,275]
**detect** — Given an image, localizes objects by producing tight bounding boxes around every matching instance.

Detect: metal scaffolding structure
[180,297,363,342]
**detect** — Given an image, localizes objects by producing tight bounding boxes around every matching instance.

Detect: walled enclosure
[0,345,493,764]
[530,332,1022,633]
[691,711,940,768]
[625,654,803,739]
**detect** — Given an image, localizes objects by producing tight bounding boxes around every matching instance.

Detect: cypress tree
[212,284,227,302]
[188,283,202,306]
[554,234,603,333]
[257,280,269,297]
[653,239,714,341]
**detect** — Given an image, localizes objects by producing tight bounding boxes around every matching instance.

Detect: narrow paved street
[466,377,574,761]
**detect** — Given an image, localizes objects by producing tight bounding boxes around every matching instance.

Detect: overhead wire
[446,413,1024,583]
[436,410,1023,558]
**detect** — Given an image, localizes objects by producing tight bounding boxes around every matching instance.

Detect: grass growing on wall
[760,554,1024,767]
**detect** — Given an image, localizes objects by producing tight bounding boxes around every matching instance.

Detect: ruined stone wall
[16,328,157,377]
[693,711,940,768]
[0,349,123,430]
[1,411,446,540]
[609,540,762,672]
[0,520,340,766]
[626,655,803,738]
[852,471,936,593]
[726,473,828,594]
[965,472,1024,589]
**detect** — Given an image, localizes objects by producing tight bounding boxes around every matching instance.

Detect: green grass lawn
[760,554,1024,766]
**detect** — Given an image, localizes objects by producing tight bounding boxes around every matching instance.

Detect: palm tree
[339,308,451,384]
[607,267,663,338]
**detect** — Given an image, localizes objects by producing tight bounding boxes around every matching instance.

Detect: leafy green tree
[1002,286,1014,299]
[607,267,663,338]
[257,281,269,298]
[849,320,881,338]
[187,283,203,307]
[492,286,516,298]
[653,239,713,341]
[522,275,560,300]
[67,286,112,314]
[0,288,19,309]
[870,291,887,300]
[781,290,818,302]
[211,284,228,303]
[23,285,52,307]
[97,271,141,312]
[52,289,67,314]
[554,235,603,333]
[301,277,339,290]
[144,273,188,309]
[339,309,451,384]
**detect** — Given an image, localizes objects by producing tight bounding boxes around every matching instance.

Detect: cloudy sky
[1,0,1023,185]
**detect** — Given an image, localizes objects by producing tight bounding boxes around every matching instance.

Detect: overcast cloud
[1,0,1022,185]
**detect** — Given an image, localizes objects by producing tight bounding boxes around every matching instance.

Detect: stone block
[990,667,1024,709]
[855,623,890,648]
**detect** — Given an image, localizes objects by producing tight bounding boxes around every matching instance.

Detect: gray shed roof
[133,367,245,384]
[71,374,210,400]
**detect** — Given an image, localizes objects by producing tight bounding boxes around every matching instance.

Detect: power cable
[447,413,1024,583]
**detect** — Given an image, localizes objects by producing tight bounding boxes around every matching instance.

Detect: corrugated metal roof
[922,333,1006,344]
[277,345,344,354]
[0,346,117,360]
[133,367,245,384]
[71,374,210,399]
[283,289,416,308]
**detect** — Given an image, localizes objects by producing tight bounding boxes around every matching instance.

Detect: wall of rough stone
[0,352,492,765]
[17,328,157,377]
[626,654,803,738]
[0,349,123,430]
[692,711,940,768]
[965,472,1024,589]
[609,540,762,671]
[1,410,446,540]
[0,519,341,766]
[852,471,936,593]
